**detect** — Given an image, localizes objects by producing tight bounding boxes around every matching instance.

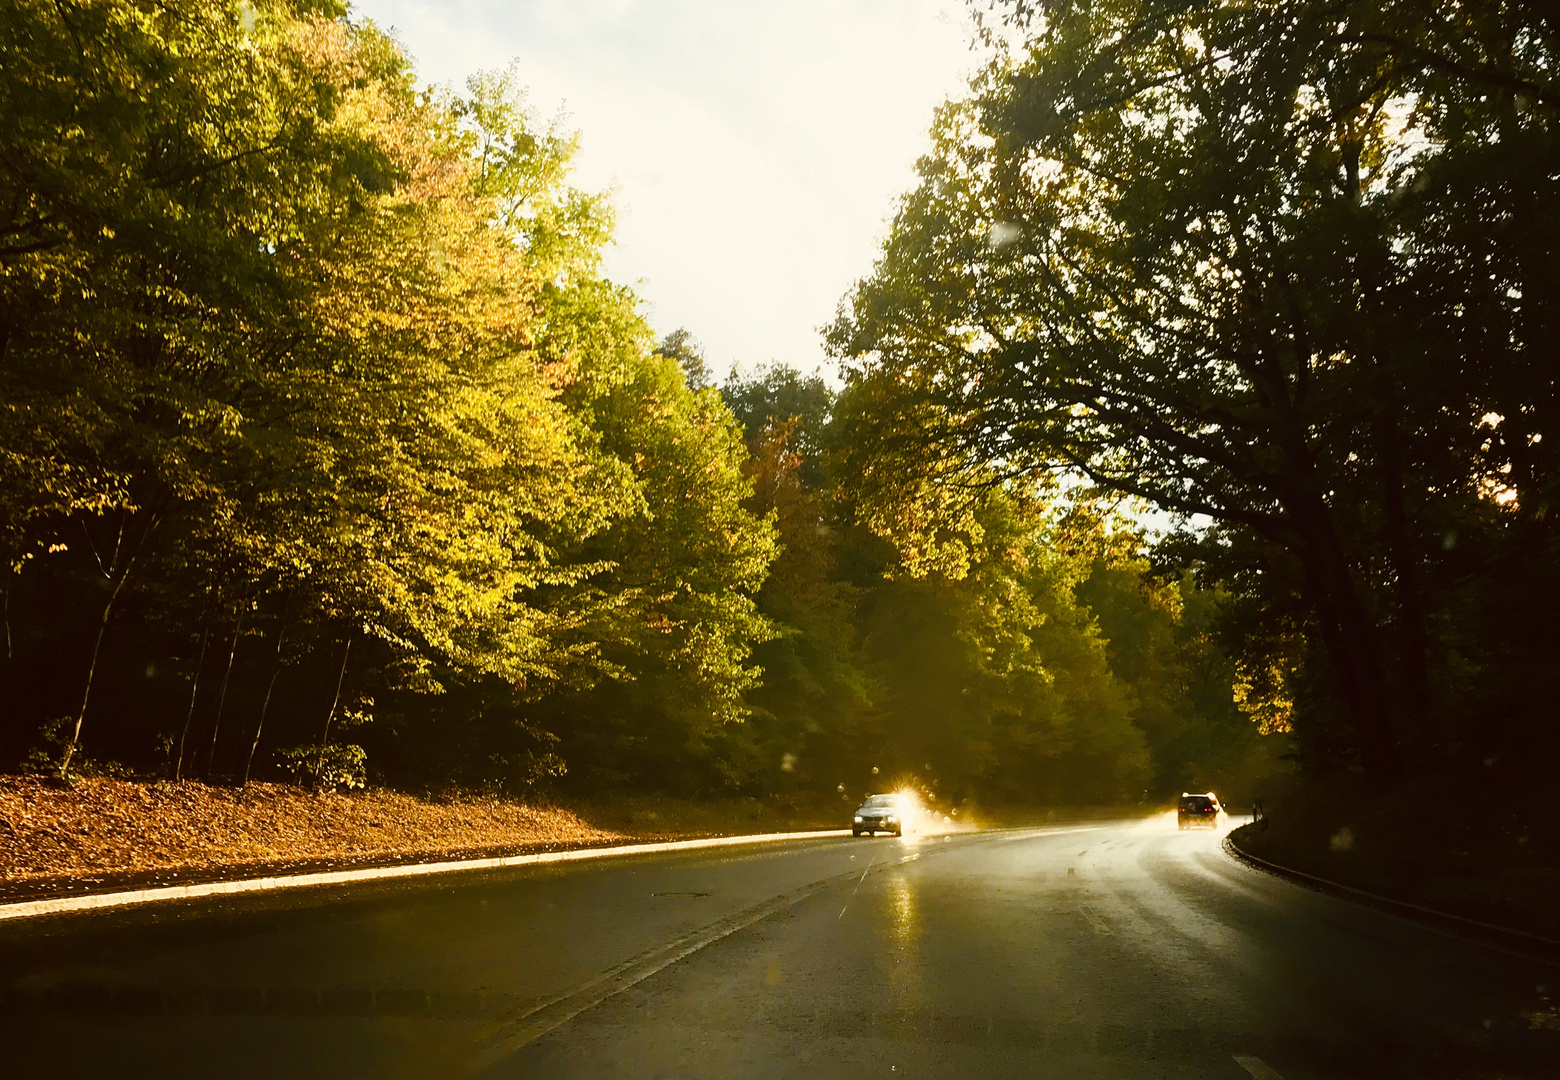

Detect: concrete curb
[1223,829,1560,967]
[0,829,854,923]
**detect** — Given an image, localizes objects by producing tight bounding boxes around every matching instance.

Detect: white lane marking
[0,830,854,922]
[0,822,1103,924]
[836,851,922,922]
[1234,1055,1284,1079]
[839,853,879,919]
[1079,903,1113,936]
[477,851,925,1065]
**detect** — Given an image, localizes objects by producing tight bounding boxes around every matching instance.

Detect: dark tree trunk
[1290,497,1402,782]
[0,567,11,732]
[1250,343,1404,783]
[1260,355,1410,783]
[1374,416,1434,737]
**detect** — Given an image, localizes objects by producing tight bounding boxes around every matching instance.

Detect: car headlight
[854,816,863,823]
[885,816,897,823]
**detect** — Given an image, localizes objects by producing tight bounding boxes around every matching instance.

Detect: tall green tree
[850,485,1150,803]
[729,409,875,795]
[829,0,1559,781]
[0,3,639,778]
[528,294,778,792]
[447,70,780,793]
[727,365,1164,805]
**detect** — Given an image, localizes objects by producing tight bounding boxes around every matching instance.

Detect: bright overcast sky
[348,0,981,378]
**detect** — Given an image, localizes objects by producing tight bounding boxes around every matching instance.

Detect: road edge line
[1222,830,1560,967]
[0,830,853,923]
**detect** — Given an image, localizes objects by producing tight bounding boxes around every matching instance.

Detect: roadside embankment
[0,776,859,906]
[0,775,1138,909]
[0,775,636,905]
[1230,778,1560,945]
[0,777,840,906]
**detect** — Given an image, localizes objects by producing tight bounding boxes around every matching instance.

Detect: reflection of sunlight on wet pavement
[890,873,915,945]
[910,808,977,836]
[874,807,1261,839]
[1137,810,1182,832]
[885,869,921,1007]
[1134,809,1251,834]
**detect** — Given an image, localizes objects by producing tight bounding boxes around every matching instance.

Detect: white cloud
[349,0,977,376]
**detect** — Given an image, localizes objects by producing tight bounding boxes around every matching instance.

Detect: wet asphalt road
[1,817,1555,1079]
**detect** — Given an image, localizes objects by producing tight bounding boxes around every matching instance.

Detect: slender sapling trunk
[174,620,213,781]
[59,510,156,780]
[242,620,289,786]
[206,608,244,779]
[314,636,352,784]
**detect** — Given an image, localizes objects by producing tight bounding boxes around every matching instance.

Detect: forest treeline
[0,0,1277,806]
[831,0,1559,796]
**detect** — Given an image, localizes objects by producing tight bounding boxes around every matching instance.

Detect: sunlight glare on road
[1137,809,1183,833]
[912,814,976,838]
[891,788,977,837]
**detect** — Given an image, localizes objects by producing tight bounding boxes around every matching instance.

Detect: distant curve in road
[1,818,1554,1079]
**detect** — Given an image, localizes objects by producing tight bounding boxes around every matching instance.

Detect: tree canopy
[830,0,1558,785]
[0,0,1288,811]
[0,0,774,791]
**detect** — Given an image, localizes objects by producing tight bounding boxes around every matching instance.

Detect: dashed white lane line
[1234,1054,1284,1079]
[478,850,929,1065]
[837,852,922,920]
[839,854,879,920]
[1079,903,1113,936]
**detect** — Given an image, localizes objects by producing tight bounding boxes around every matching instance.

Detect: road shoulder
[0,829,853,922]
[1225,824,1560,967]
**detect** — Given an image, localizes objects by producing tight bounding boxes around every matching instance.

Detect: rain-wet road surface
[1,817,1555,1078]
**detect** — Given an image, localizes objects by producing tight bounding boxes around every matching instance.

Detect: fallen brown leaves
[0,775,621,885]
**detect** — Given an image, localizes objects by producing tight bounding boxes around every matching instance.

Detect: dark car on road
[853,793,913,836]
[1177,792,1225,830]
